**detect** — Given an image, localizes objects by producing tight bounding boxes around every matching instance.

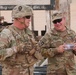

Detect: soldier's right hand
[57,45,64,53]
[12,43,25,53]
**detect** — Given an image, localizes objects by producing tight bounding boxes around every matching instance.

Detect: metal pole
[46,10,51,32]
[31,15,34,31]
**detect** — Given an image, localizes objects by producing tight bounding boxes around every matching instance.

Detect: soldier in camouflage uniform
[38,10,76,75]
[0,5,42,75]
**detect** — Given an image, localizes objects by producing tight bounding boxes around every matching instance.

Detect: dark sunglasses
[53,18,62,24]
[24,16,31,19]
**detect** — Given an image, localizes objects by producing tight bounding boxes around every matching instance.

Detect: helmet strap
[17,18,26,26]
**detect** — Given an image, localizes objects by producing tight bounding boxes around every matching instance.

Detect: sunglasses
[24,16,31,19]
[53,18,62,24]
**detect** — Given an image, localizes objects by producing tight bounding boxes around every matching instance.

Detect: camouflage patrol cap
[52,10,63,21]
[12,5,33,18]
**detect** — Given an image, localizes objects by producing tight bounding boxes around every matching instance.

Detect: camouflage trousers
[47,72,67,75]
[47,70,67,75]
[47,70,76,75]
[2,64,34,75]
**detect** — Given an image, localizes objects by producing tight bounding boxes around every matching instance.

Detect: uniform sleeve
[38,32,58,58]
[29,36,43,60]
[0,29,16,61]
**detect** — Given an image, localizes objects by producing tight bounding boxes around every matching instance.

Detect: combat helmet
[12,5,33,18]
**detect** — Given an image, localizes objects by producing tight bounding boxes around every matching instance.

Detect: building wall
[0,0,75,36]
[70,0,76,31]
[70,0,76,63]
[0,11,12,22]
[0,10,47,36]
[34,10,46,36]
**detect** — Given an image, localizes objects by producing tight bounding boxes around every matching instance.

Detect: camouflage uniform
[0,5,42,75]
[39,11,76,75]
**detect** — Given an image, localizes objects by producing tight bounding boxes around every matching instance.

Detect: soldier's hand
[12,43,25,53]
[17,43,25,52]
[57,45,64,53]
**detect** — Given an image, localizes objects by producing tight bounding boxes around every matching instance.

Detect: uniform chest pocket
[24,40,33,50]
[51,36,64,47]
[24,35,33,50]
[63,35,74,43]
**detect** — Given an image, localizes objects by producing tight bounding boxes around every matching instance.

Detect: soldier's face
[23,16,31,28]
[17,16,31,29]
[53,18,66,31]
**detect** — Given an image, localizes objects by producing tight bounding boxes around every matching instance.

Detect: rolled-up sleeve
[38,32,58,58]
[0,29,16,61]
